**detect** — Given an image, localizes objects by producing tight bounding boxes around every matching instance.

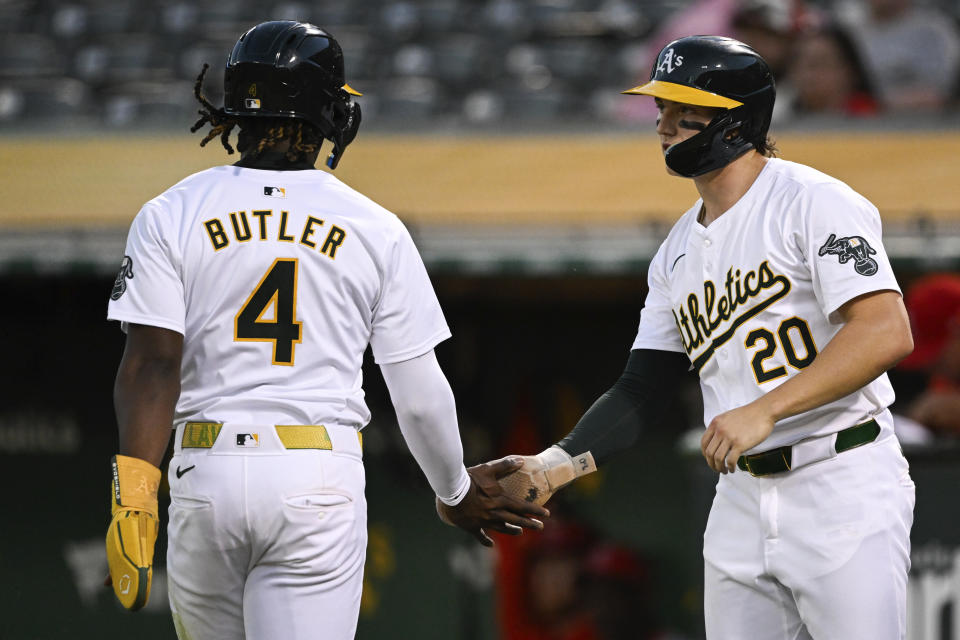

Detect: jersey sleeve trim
[106,311,185,336]
[372,328,452,365]
[825,285,903,322]
[630,339,687,354]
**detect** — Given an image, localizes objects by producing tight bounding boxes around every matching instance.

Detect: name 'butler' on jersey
[202,200,348,259]
[110,164,449,429]
[633,158,901,452]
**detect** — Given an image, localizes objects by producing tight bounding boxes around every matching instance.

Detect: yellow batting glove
[106,454,161,611]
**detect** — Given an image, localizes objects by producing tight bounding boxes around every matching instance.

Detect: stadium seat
[498,78,580,121]
[73,36,174,84]
[378,76,444,120]
[101,80,195,127]
[0,77,91,123]
[432,34,494,86]
[0,34,64,79]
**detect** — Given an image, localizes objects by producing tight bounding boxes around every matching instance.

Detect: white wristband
[538,446,597,491]
[436,466,471,506]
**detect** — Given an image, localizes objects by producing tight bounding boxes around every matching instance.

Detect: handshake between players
[436,446,597,545]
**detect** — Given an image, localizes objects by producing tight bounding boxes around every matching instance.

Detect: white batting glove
[497,446,597,506]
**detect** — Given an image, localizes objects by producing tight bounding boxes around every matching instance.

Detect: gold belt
[181,422,362,450]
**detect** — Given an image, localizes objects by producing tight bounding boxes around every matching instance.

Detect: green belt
[736,419,881,477]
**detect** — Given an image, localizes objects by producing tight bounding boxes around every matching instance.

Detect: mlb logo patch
[264,186,286,198]
[245,98,261,109]
[236,433,260,447]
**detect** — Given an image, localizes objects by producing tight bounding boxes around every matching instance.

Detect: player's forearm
[557,349,691,464]
[557,388,645,464]
[756,298,912,423]
[380,351,470,505]
[393,388,471,505]
[114,325,182,466]
[114,355,180,466]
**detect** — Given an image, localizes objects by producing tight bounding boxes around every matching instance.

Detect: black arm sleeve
[556,348,691,465]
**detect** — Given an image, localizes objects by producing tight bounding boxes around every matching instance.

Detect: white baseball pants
[703,434,915,639]
[165,423,368,640]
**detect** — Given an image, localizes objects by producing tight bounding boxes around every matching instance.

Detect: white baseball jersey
[107,165,451,430]
[632,158,901,451]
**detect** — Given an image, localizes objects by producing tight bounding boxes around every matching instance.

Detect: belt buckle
[741,447,792,477]
[779,447,792,472]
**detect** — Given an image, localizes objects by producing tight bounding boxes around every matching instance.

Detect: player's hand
[105,454,161,610]
[436,458,550,547]
[496,446,597,506]
[701,402,776,474]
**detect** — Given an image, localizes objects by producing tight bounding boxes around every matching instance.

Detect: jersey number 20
[235,258,302,366]
[745,317,818,384]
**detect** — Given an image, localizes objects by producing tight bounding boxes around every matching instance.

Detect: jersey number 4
[235,258,302,366]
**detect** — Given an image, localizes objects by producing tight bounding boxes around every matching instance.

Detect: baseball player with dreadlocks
[497,36,916,639]
[103,20,547,640]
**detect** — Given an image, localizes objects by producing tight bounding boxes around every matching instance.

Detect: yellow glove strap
[106,455,161,611]
[111,454,161,514]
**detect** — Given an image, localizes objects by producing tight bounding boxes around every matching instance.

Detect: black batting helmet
[624,36,775,177]
[223,20,362,169]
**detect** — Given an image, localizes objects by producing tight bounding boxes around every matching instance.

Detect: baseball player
[497,36,916,639]
[103,21,547,640]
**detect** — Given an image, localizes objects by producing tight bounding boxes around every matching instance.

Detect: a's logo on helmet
[818,233,879,276]
[657,48,684,75]
[247,83,257,97]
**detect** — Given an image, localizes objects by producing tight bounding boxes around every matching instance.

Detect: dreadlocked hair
[238,118,325,164]
[190,64,240,154]
[190,63,325,163]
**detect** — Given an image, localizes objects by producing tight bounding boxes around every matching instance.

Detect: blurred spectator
[775,23,879,121]
[583,544,661,640]
[896,273,960,437]
[645,0,817,79]
[641,0,737,59]
[837,0,960,112]
[496,513,672,640]
[497,516,600,640]
[731,0,818,80]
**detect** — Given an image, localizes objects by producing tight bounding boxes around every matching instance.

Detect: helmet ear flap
[725,104,765,148]
[337,99,361,148]
[324,98,361,170]
[664,110,754,177]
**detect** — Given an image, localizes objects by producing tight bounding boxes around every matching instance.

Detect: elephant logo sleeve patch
[111,256,135,300]
[818,233,878,276]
